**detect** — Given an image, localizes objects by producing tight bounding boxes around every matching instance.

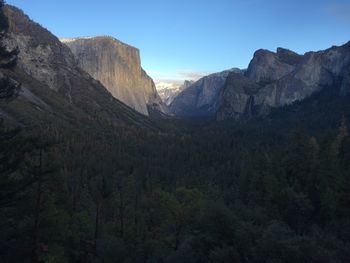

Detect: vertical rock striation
[61,37,166,116]
[1,5,154,127]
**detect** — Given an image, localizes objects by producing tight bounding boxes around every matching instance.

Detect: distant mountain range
[217,44,350,120]
[1,4,349,127]
[156,80,194,106]
[168,43,350,120]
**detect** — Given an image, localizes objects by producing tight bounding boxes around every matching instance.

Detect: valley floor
[2,88,350,262]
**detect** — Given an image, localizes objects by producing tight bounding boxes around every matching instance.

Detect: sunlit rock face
[1,5,154,127]
[217,42,350,120]
[61,36,166,116]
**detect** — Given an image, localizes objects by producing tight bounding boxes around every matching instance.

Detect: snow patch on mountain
[156,80,194,105]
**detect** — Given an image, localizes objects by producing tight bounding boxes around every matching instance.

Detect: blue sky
[6,0,350,82]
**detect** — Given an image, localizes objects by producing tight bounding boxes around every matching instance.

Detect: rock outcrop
[217,42,350,120]
[61,37,166,116]
[0,5,154,128]
[245,48,302,84]
[170,69,242,117]
[216,73,261,120]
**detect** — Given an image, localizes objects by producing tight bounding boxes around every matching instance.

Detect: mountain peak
[218,41,350,120]
[63,35,165,115]
[1,4,154,127]
[246,48,295,83]
[276,47,303,65]
[253,49,275,57]
[60,35,138,51]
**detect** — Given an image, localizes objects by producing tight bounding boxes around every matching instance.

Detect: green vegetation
[1,86,350,262]
[2,3,350,261]
[0,0,8,31]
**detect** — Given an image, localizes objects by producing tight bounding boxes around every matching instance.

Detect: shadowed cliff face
[245,48,302,84]
[0,5,154,128]
[169,69,242,117]
[217,42,350,120]
[167,42,349,121]
[61,37,166,116]
[3,6,77,97]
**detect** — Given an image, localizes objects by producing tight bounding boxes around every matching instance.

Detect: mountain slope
[0,5,155,129]
[61,37,167,116]
[170,69,242,117]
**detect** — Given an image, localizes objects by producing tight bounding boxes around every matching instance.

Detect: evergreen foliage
[1,34,350,260]
[1,109,350,262]
[0,0,8,32]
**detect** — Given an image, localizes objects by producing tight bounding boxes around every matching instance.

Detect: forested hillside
[1,1,350,263]
[2,79,350,262]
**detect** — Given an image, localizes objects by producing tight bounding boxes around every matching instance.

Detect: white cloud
[177,70,214,81]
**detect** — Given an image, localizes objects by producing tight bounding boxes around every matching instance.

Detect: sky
[6,0,350,83]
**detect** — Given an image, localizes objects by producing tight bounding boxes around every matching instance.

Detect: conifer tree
[0,0,8,32]
[0,0,20,98]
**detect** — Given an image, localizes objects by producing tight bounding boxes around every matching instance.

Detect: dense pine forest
[2,1,350,263]
[2,81,350,262]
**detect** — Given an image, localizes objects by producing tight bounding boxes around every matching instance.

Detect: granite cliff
[2,5,349,124]
[61,37,166,116]
[217,42,350,120]
[168,43,350,120]
[170,69,242,117]
[0,5,154,128]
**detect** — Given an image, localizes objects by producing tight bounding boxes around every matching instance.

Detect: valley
[1,2,350,263]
